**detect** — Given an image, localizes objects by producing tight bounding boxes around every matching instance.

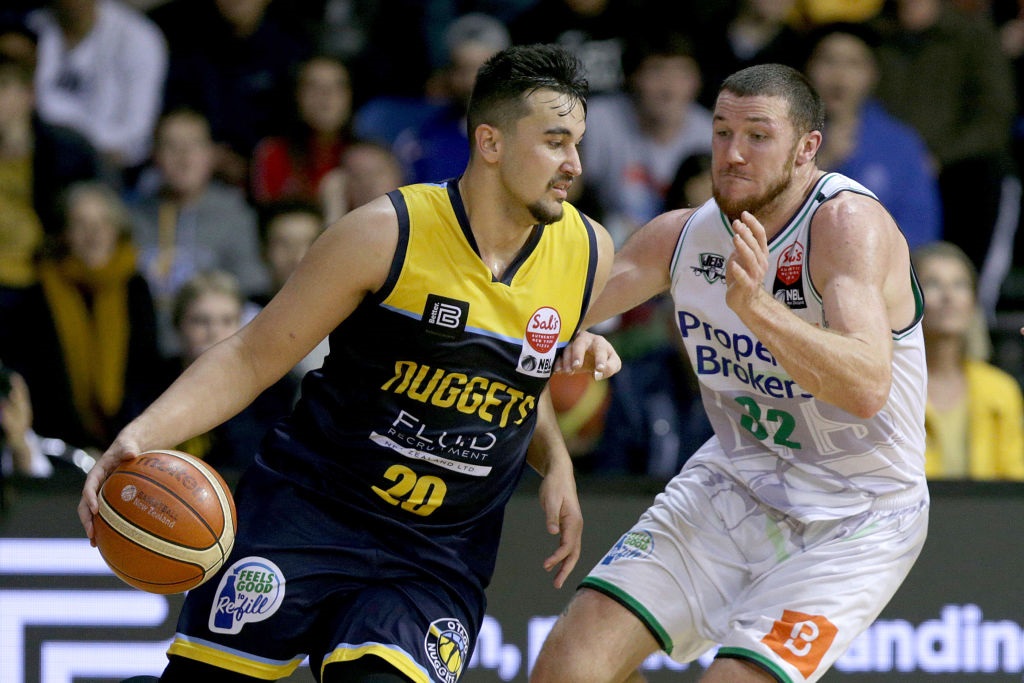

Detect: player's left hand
[552,330,621,380]
[726,210,770,313]
[537,460,583,589]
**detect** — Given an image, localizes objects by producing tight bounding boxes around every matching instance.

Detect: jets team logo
[425,617,470,682]
[208,557,286,634]
[692,253,726,284]
[599,530,654,565]
[517,306,560,378]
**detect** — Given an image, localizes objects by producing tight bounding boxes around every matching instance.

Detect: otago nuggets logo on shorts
[424,617,470,682]
[600,530,655,565]
[208,556,286,634]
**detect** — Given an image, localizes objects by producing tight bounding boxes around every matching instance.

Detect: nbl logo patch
[422,294,469,340]
[424,617,470,682]
[517,306,561,378]
[772,241,807,309]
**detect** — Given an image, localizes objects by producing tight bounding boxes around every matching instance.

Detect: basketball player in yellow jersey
[78,45,617,683]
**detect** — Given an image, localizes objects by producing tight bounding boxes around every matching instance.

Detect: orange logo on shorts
[760,610,838,679]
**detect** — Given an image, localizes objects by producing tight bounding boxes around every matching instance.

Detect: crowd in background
[1,0,1024,491]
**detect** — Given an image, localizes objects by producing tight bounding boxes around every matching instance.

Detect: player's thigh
[699,658,776,683]
[323,654,409,682]
[531,587,659,683]
[160,654,268,682]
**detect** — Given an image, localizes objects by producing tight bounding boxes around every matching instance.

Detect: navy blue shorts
[165,461,482,682]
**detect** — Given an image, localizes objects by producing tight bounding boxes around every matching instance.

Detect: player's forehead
[519,87,586,136]
[713,92,791,130]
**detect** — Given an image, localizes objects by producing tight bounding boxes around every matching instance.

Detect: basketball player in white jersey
[533,63,929,683]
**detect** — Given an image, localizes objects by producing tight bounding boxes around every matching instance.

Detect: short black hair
[466,43,588,140]
[622,31,697,80]
[719,63,825,136]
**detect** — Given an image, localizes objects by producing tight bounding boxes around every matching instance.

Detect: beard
[527,199,565,225]
[713,151,796,222]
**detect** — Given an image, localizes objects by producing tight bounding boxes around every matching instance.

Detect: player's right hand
[77,436,141,545]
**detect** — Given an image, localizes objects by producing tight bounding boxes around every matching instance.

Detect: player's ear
[797,130,822,166]
[473,123,502,163]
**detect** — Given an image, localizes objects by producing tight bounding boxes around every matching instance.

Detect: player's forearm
[118,335,267,452]
[738,290,891,418]
[527,389,575,477]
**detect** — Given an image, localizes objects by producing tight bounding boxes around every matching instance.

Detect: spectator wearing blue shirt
[805,21,942,249]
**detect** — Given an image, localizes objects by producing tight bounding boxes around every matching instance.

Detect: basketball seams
[94,449,237,594]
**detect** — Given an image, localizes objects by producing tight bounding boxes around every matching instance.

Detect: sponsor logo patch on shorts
[424,617,470,682]
[208,556,286,634]
[761,609,838,678]
[600,530,655,565]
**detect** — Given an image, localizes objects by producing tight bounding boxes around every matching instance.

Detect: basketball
[93,449,236,594]
[549,372,611,456]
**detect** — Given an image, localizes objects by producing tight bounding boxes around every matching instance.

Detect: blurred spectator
[130,107,268,356]
[319,139,405,223]
[392,12,508,185]
[0,364,53,480]
[153,0,311,187]
[164,270,296,472]
[250,54,354,208]
[804,21,942,249]
[0,180,161,450]
[0,52,99,290]
[27,0,167,187]
[797,0,885,24]
[508,0,636,95]
[250,200,329,382]
[0,10,39,69]
[873,0,1018,316]
[913,240,1024,480]
[694,0,811,106]
[664,151,712,210]
[585,298,713,477]
[580,31,712,246]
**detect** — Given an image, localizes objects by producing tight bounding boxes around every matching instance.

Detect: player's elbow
[844,378,891,419]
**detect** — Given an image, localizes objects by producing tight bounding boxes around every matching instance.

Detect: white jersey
[669,172,927,521]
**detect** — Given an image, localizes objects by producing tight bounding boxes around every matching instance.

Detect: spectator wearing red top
[249,54,353,207]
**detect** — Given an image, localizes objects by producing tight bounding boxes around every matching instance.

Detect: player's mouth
[550,178,573,199]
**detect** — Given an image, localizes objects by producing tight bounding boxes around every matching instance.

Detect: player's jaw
[528,174,574,225]
[713,160,793,222]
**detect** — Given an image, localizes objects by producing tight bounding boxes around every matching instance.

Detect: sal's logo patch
[208,556,286,634]
[600,530,654,565]
[517,307,560,378]
[692,252,726,284]
[425,617,470,682]
[772,241,806,309]
[422,294,469,340]
[761,609,838,679]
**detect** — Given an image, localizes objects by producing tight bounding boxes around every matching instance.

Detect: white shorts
[582,451,929,683]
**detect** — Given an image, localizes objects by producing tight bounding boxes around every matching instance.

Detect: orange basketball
[93,449,236,594]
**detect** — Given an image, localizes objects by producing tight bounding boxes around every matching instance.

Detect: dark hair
[804,21,881,69]
[622,31,697,80]
[466,43,588,141]
[718,63,825,136]
[257,199,324,247]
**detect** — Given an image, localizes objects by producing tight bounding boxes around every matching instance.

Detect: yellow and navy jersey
[260,179,598,588]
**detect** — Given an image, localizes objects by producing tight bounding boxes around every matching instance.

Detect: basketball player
[79,44,617,682]
[535,63,929,683]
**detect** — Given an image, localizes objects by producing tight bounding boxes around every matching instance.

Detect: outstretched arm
[78,197,400,541]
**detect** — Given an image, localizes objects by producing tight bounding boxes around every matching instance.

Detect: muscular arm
[79,197,399,537]
[583,209,692,327]
[726,196,915,418]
